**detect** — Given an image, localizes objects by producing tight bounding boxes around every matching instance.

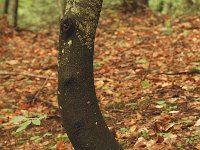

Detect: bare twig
[136,70,200,76]
[31,76,50,104]
[39,100,59,110]
[142,47,156,81]
[155,71,200,75]
[0,71,56,80]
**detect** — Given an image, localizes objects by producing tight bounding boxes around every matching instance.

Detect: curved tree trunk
[58,0,122,149]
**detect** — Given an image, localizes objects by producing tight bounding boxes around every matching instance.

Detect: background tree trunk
[58,0,122,149]
[57,0,66,18]
[122,0,149,12]
[13,0,18,27]
[4,0,9,14]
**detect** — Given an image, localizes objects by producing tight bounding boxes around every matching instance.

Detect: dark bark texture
[13,0,18,27]
[4,0,9,14]
[58,0,122,150]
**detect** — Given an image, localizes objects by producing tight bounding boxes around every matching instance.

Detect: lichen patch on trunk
[64,0,103,49]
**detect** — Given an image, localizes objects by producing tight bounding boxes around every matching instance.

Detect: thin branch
[31,76,50,104]
[142,46,156,81]
[136,70,200,76]
[0,71,57,80]
[57,0,64,18]
[155,71,200,75]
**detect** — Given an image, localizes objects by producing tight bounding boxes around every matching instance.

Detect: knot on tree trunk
[60,16,74,39]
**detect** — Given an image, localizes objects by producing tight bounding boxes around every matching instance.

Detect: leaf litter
[0,9,200,149]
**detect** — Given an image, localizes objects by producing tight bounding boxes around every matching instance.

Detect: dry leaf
[194,119,200,127]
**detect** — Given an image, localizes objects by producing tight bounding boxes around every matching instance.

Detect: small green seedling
[125,103,138,110]
[158,132,173,138]
[183,135,200,145]
[30,133,52,143]
[30,136,43,142]
[119,128,128,134]
[175,119,192,125]
[56,133,69,142]
[11,114,47,132]
[141,129,150,139]
[141,80,151,88]
[94,60,102,69]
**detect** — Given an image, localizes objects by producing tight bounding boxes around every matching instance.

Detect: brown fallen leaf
[56,140,72,150]
[196,143,200,150]
[194,119,200,127]
[6,60,19,65]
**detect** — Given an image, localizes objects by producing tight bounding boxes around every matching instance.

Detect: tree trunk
[57,0,66,18]
[58,0,122,150]
[13,0,18,27]
[140,0,148,5]
[122,0,148,12]
[4,0,9,14]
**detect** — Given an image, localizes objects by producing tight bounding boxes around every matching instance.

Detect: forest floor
[0,8,200,150]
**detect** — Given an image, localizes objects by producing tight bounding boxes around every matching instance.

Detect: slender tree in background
[122,0,148,12]
[185,0,195,6]
[4,0,9,14]
[13,0,18,27]
[57,0,66,18]
[58,0,122,149]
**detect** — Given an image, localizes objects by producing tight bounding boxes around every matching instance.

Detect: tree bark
[13,0,18,27]
[58,0,122,150]
[4,0,9,14]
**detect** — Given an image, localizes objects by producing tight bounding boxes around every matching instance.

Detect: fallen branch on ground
[31,76,50,104]
[0,71,57,80]
[155,71,200,75]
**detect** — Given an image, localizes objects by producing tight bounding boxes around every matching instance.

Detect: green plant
[158,132,173,138]
[164,105,177,111]
[16,139,26,145]
[11,114,47,132]
[156,100,177,112]
[149,0,200,16]
[125,103,138,110]
[106,101,125,109]
[30,133,52,143]
[183,135,200,145]
[175,119,192,125]
[162,20,173,34]
[30,136,43,142]
[141,129,150,139]
[119,139,129,147]
[94,60,102,69]
[119,128,128,134]
[136,58,149,69]
[177,144,186,150]
[55,133,69,142]
[141,80,151,88]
